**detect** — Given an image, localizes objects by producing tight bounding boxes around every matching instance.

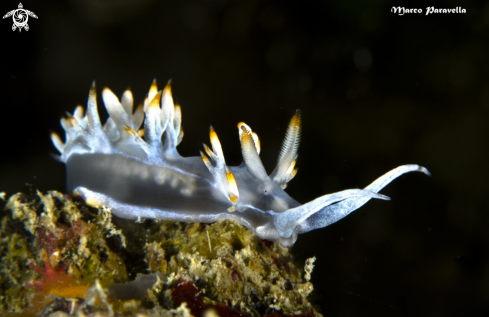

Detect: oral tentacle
[364,164,430,191]
[275,189,390,238]
[297,164,431,234]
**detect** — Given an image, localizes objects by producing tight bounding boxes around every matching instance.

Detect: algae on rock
[142,220,318,316]
[0,191,128,313]
[0,191,321,317]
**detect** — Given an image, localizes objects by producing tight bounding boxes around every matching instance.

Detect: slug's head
[200,110,302,212]
[201,109,429,247]
[232,114,302,213]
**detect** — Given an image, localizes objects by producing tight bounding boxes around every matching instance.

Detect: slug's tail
[274,164,430,238]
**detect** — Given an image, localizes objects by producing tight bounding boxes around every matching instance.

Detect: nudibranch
[51,80,429,246]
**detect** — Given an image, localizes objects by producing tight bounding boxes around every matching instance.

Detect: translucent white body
[52,81,430,246]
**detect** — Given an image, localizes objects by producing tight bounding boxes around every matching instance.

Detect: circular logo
[3,3,38,32]
[13,9,28,28]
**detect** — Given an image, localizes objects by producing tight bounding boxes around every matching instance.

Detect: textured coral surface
[0,191,320,317]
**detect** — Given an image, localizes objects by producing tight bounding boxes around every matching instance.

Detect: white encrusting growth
[52,80,430,246]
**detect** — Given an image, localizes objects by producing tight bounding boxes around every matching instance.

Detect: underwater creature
[51,80,429,246]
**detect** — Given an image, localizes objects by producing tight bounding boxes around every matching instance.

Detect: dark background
[1,0,488,316]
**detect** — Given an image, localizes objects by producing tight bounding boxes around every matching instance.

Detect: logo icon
[3,3,38,32]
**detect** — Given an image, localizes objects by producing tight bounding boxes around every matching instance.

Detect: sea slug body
[52,80,430,246]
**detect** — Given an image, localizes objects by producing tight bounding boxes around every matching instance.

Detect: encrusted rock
[0,191,321,317]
